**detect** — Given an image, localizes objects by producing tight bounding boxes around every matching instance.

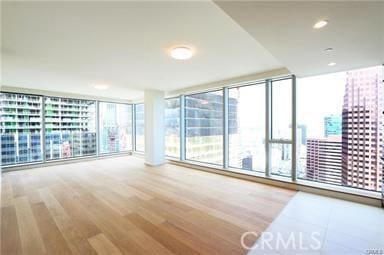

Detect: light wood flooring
[1,156,295,255]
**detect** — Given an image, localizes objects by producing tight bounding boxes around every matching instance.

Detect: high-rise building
[324,115,342,137]
[297,124,307,145]
[306,137,342,185]
[0,93,43,165]
[185,92,238,164]
[134,104,145,151]
[101,103,118,152]
[164,98,181,158]
[341,66,383,191]
[44,97,96,160]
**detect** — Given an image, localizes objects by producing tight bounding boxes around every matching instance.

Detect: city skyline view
[2,65,383,193]
[299,66,383,191]
[164,65,383,192]
[99,102,132,154]
[2,2,383,253]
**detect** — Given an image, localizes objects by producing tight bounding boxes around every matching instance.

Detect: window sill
[167,159,382,207]
[1,152,132,172]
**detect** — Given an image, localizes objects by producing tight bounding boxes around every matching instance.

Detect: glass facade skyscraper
[1,66,383,195]
[165,98,180,158]
[1,93,133,166]
[324,115,342,137]
[99,102,132,154]
[1,93,43,165]
[134,104,145,152]
[185,91,226,165]
[45,97,96,160]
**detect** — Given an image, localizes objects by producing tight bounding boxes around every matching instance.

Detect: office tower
[241,153,253,170]
[18,133,29,163]
[134,104,145,151]
[324,115,342,137]
[0,93,43,165]
[297,124,307,145]
[114,104,132,152]
[342,66,383,191]
[164,98,181,157]
[306,138,342,185]
[186,92,238,164]
[45,97,96,160]
[282,143,291,161]
[1,134,16,165]
[101,103,118,152]
[99,102,132,154]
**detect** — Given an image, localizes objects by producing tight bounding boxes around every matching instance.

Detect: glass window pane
[135,104,145,152]
[99,102,132,154]
[272,79,292,140]
[165,98,180,158]
[270,143,291,177]
[297,66,383,192]
[229,84,265,172]
[185,91,223,165]
[45,97,96,160]
[1,93,43,166]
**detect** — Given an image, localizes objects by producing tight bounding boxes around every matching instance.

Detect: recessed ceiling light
[313,20,328,29]
[170,47,193,60]
[328,62,336,66]
[92,84,110,90]
[324,47,334,52]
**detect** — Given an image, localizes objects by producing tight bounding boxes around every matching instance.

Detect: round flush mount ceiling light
[324,47,334,52]
[328,62,336,66]
[313,20,328,29]
[170,47,193,60]
[92,84,110,90]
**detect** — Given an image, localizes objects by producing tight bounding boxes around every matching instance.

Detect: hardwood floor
[1,156,295,255]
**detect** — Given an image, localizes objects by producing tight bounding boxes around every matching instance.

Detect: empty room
[1,1,383,255]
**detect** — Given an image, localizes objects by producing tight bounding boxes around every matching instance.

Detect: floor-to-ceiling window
[165,97,180,158]
[134,103,145,152]
[185,90,223,165]
[45,97,96,160]
[3,67,383,196]
[0,93,43,166]
[270,78,293,177]
[99,102,132,154]
[297,65,383,192]
[228,83,265,172]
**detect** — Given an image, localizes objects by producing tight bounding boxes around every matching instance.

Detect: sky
[297,71,345,139]
[233,71,346,140]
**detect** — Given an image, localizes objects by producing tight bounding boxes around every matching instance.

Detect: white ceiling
[1,1,282,100]
[216,1,384,78]
[2,1,382,100]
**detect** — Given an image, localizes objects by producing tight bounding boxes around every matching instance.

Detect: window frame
[184,89,225,167]
[0,91,44,166]
[178,76,297,178]
[1,92,133,168]
[44,95,97,161]
[133,103,145,153]
[164,96,181,159]
[226,81,267,172]
[98,101,133,155]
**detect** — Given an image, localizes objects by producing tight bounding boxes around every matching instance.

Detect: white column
[144,90,165,166]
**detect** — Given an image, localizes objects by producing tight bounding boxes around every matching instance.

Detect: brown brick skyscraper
[342,66,383,191]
